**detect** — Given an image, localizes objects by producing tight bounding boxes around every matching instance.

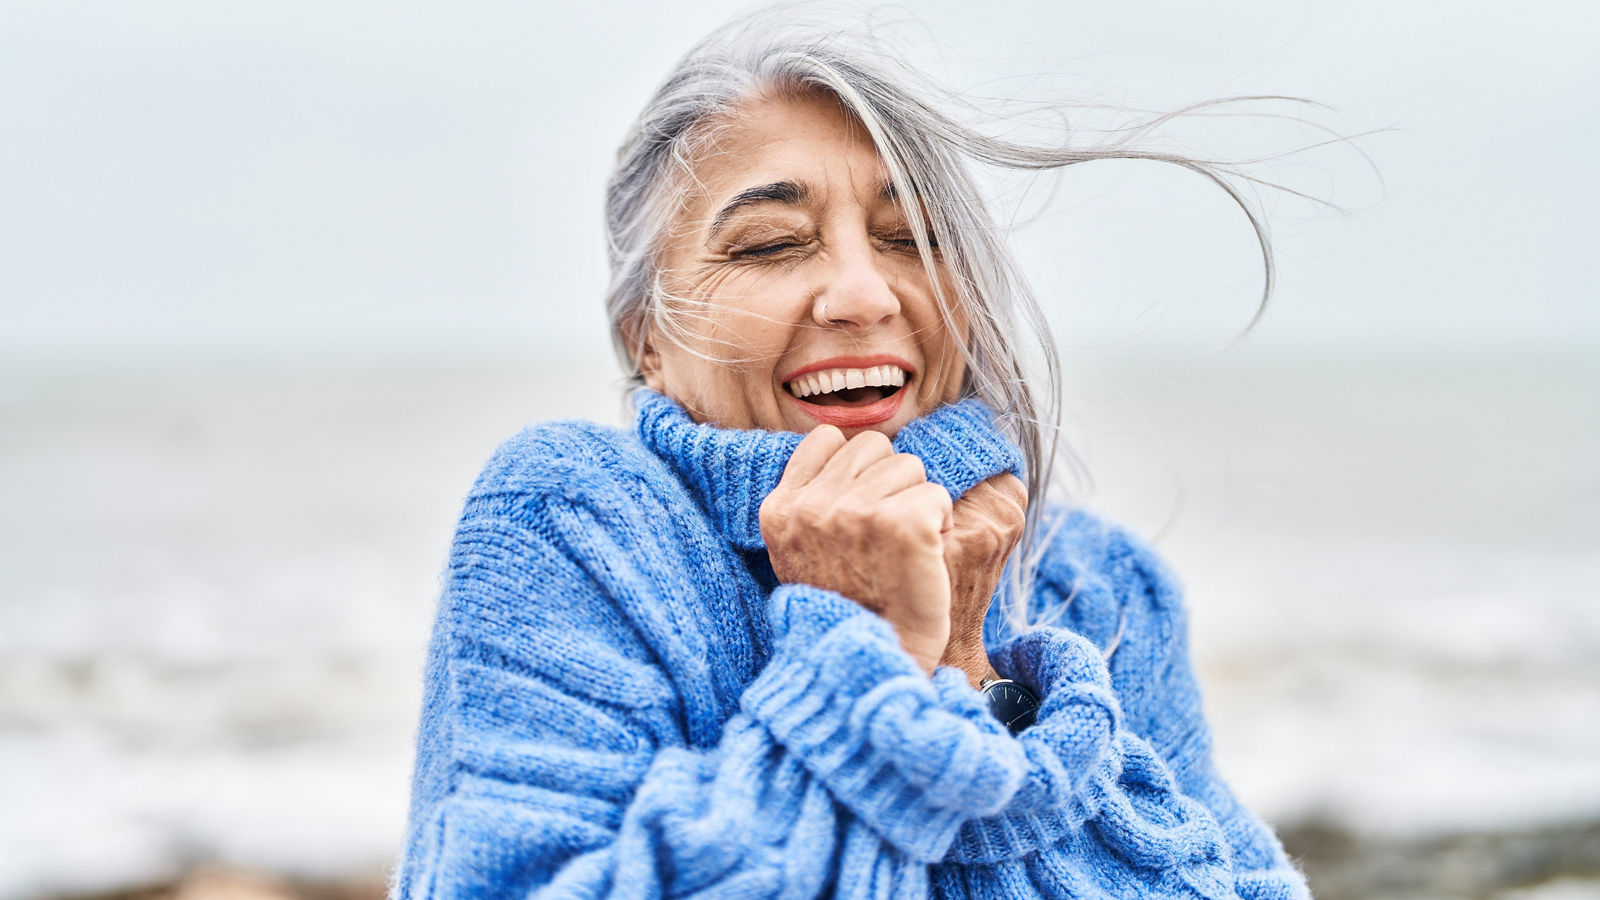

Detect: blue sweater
[395,390,1309,899]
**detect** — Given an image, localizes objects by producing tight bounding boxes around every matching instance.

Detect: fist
[940,473,1027,675]
[759,426,955,673]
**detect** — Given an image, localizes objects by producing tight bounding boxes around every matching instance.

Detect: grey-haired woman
[396,14,1309,899]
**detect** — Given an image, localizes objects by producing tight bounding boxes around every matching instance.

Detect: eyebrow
[707,180,812,237]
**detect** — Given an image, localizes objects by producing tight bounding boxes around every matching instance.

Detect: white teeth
[786,365,912,399]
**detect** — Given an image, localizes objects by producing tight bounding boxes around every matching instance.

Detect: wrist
[940,640,998,690]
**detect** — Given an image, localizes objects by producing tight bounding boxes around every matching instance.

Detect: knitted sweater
[395,390,1309,899]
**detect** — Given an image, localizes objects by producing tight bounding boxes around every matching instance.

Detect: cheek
[936,354,968,403]
[914,312,969,402]
[665,267,800,360]
[650,268,806,425]
[653,343,751,426]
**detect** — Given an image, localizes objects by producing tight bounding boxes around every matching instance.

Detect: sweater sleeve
[393,469,1035,899]
[937,511,1308,898]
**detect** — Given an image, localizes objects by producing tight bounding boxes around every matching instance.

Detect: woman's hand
[760,425,955,674]
[939,474,1028,688]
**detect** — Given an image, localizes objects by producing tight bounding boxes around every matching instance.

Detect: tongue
[809,386,886,407]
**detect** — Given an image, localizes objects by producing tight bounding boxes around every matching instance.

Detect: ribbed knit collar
[634,389,1024,551]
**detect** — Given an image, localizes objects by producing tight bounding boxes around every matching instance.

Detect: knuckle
[792,497,827,530]
[802,424,846,453]
[894,453,927,481]
[758,492,789,520]
[884,515,924,545]
[1005,480,1029,507]
[851,430,893,455]
[835,499,870,528]
[903,486,951,529]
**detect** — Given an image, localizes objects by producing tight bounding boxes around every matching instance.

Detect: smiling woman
[394,11,1309,900]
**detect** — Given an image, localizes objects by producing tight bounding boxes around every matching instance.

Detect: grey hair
[604,11,1291,633]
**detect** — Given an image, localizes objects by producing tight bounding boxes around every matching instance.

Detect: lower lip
[788,387,907,428]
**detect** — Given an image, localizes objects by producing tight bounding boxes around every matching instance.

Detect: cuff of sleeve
[996,625,1124,806]
[741,583,1028,863]
[942,626,1127,864]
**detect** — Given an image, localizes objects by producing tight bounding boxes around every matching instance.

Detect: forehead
[684,91,890,206]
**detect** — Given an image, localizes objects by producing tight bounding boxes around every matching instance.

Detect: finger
[884,480,954,535]
[959,473,1027,516]
[849,452,928,501]
[991,473,1029,510]
[811,429,895,488]
[778,424,848,487]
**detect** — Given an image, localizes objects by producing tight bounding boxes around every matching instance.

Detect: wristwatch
[979,677,1040,735]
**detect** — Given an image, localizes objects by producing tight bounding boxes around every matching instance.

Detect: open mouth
[784,365,908,408]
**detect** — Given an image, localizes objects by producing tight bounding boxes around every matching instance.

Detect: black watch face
[985,680,1039,735]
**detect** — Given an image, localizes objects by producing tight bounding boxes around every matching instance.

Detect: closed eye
[732,240,802,259]
[884,234,937,251]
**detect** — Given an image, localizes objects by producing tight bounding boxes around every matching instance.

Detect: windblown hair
[603,10,1283,632]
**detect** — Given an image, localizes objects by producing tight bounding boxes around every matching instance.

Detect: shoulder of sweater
[1029,503,1186,648]
[1037,504,1177,590]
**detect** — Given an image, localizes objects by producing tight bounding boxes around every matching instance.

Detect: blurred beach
[2,348,1596,900]
[5,0,1598,895]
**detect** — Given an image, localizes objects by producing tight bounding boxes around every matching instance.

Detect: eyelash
[730,234,937,260]
[733,241,800,259]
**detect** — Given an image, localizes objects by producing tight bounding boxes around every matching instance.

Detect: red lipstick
[792,390,906,428]
[781,355,914,429]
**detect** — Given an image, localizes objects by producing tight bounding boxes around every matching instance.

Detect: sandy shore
[1284,817,1600,900]
[50,868,386,900]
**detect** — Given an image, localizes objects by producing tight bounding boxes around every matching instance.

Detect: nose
[812,244,901,329]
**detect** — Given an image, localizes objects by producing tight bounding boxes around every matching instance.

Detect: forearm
[400,580,1038,899]
[400,712,928,900]
[742,583,1030,858]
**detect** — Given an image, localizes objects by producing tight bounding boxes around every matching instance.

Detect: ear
[624,316,667,392]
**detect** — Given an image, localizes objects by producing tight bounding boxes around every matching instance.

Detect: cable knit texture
[395,389,1309,899]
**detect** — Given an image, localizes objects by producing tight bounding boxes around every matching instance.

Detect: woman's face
[639,90,968,437]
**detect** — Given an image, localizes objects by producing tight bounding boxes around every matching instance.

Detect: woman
[395,14,1310,900]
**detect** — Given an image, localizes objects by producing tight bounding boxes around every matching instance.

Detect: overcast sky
[3,0,1596,362]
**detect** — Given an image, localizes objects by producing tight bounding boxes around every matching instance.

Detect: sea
[2,347,1597,899]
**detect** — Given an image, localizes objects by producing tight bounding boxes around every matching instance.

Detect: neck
[635,388,1024,551]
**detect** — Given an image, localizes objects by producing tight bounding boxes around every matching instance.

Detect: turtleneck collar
[634,389,1024,551]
